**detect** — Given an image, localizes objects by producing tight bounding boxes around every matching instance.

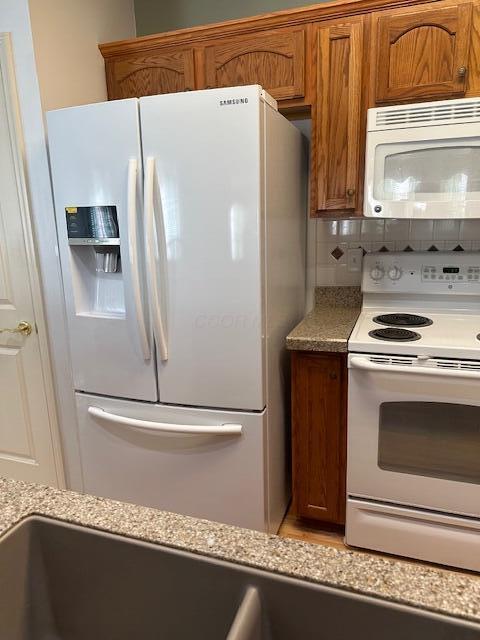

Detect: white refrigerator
[47,85,305,532]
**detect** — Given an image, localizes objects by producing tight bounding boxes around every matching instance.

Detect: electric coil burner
[373,313,432,327]
[368,327,421,342]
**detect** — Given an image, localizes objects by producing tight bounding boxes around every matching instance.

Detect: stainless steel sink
[0,516,478,639]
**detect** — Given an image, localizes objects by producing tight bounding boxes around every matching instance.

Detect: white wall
[29,0,136,111]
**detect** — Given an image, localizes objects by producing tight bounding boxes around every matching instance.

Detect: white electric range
[346,252,480,572]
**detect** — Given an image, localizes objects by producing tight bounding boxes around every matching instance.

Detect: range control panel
[422,265,480,282]
[362,251,480,295]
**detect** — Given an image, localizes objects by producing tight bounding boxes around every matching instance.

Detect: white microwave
[364,97,480,218]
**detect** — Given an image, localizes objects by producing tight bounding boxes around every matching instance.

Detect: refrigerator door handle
[128,158,150,361]
[144,156,168,361]
[88,406,242,436]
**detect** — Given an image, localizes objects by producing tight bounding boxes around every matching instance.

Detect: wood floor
[278,509,348,551]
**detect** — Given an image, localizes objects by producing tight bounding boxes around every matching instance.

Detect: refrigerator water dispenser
[66,206,125,317]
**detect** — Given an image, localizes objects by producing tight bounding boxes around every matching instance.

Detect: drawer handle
[88,406,243,436]
[458,66,467,78]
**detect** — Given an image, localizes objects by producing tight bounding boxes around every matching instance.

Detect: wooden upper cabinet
[203,27,306,101]
[373,2,473,104]
[312,18,365,215]
[105,48,196,100]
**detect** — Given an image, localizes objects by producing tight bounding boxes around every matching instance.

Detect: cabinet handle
[458,66,467,78]
[329,372,337,380]
[346,188,355,197]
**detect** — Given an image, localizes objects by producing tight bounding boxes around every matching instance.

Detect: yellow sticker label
[66,207,77,214]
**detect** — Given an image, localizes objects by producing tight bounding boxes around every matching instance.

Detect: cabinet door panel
[313,19,364,214]
[375,3,472,103]
[291,352,347,524]
[106,49,196,99]
[204,27,305,101]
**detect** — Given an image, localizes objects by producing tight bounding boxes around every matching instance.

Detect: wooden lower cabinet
[291,350,347,525]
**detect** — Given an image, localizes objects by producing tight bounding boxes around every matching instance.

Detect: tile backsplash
[313,218,480,287]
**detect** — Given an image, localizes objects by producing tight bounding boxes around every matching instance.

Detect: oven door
[348,353,480,517]
[364,122,480,218]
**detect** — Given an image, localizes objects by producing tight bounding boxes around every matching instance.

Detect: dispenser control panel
[66,206,119,244]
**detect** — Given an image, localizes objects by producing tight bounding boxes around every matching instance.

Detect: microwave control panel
[362,252,480,295]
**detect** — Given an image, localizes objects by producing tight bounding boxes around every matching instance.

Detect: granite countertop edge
[286,286,362,353]
[0,477,479,624]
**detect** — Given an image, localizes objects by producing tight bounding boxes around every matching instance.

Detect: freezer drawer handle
[350,355,480,380]
[88,406,243,436]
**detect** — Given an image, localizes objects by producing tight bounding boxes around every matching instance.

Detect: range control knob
[370,265,385,281]
[388,265,403,281]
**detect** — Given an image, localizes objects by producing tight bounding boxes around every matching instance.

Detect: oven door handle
[349,356,480,380]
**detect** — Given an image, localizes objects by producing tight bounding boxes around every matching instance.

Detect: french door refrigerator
[47,85,305,533]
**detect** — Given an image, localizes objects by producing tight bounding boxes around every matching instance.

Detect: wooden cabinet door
[203,27,305,101]
[374,3,473,104]
[105,48,196,100]
[291,351,347,525]
[312,19,364,214]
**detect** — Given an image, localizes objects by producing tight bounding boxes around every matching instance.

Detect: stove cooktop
[349,252,480,359]
[350,308,480,358]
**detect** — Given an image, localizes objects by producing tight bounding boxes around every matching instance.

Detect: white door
[140,86,265,411]
[0,34,63,485]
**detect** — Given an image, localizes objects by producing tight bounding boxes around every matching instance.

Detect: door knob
[0,321,33,336]
[458,66,467,77]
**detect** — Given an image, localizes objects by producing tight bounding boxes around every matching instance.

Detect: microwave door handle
[144,157,168,361]
[88,406,242,436]
[127,158,150,361]
[350,356,480,380]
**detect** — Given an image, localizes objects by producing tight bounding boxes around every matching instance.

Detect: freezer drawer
[76,393,268,531]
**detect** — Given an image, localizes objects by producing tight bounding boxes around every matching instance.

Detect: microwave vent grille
[375,100,480,128]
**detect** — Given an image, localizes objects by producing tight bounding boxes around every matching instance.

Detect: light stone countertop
[286,286,362,352]
[1,476,479,623]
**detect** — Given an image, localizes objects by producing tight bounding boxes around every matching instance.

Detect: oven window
[378,402,480,484]
[374,144,480,201]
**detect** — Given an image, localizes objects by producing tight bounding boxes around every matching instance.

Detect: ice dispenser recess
[66,205,120,273]
[66,205,125,318]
